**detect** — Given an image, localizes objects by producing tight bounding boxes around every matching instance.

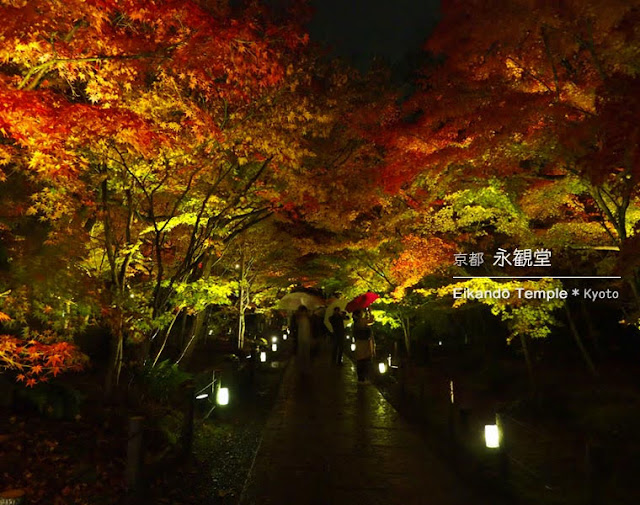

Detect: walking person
[353,309,375,383]
[295,305,312,375]
[329,307,348,365]
[310,309,323,359]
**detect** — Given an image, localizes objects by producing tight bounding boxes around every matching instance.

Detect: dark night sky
[308,0,441,70]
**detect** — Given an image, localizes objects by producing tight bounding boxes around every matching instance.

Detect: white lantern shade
[378,362,387,374]
[350,343,356,352]
[260,351,267,362]
[485,424,500,448]
[217,387,229,406]
[272,343,277,352]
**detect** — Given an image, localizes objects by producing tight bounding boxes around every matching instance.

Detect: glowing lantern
[378,362,387,374]
[260,351,267,362]
[485,425,500,448]
[272,343,277,352]
[283,333,287,340]
[195,393,208,400]
[272,336,278,343]
[216,387,229,406]
[350,343,356,352]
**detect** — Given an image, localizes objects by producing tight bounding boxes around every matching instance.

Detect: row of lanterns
[199,330,290,406]
[229,325,503,451]
[258,328,289,362]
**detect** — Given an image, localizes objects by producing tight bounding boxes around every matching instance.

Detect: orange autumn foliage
[0,312,87,385]
[390,236,455,297]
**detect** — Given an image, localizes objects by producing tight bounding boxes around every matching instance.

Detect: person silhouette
[295,305,312,374]
[352,309,375,383]
[329,307,348,365]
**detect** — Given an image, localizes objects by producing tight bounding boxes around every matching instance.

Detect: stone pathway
[240,347,484,505]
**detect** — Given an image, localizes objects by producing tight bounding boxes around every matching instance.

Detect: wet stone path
[240,347,482,505]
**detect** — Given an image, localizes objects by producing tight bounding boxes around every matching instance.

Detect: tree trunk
[519,333,536,397]
[237,241,247,350]
[628,273,640,313]
[238,308,245,351]
[105,328,123,400]
[152,310,181,367]
[579,298,600,356]
[174,310,197,365]
[176,249,218,363]
[400,317,411,358]
[565,304,598,377]
[179,311,188,347]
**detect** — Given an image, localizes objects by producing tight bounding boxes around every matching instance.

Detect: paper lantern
[485,425,500,448]
[216,387,229,406]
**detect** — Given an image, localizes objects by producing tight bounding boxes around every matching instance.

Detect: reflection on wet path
[240,348,480,505]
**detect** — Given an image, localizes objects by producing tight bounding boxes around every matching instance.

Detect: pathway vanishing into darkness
[240,346,484,505]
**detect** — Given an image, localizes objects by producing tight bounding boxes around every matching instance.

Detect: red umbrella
[345,292,379,312]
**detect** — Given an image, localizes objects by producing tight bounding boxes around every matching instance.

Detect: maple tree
[333,0,640,356]
[2,0,639,389]
[293,1,640,368]
[376,0,640,249]
[0,309,87,386]
[0,0,336,388]
[423,278,566,388]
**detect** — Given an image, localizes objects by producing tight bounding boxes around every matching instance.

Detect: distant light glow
[216,387,229,406]
[283,334,287,340]
[272,343,277,352]
[485,425,500,448]
[195,393,209,400]
[378,362,387,374]
[260,351,267,362]
[272,336,278,343]
[350,343,356,352]
[439,341,442,346]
